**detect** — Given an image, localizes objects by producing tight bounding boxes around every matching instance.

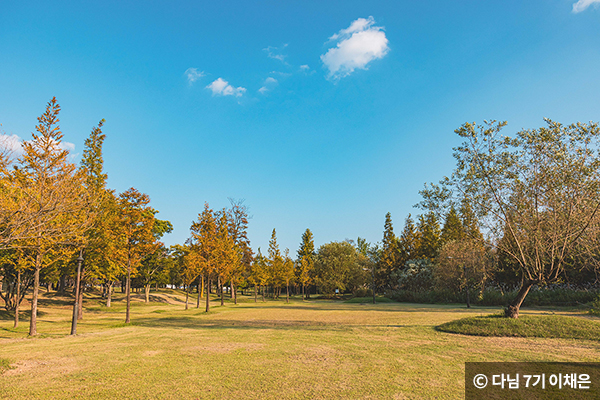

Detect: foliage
[314,241,366,296]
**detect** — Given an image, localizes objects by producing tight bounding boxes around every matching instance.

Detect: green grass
[437,313,600,340]
[1,290,600,399]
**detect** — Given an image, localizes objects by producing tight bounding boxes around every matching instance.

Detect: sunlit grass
[1,290,599,399]
[437,314,600,340]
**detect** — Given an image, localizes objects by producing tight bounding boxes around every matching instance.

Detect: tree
[282,249,295,303]
[12,98,90,335]
[440,206,465,245]
[117,188,158,323]
[378,212,401,288]
[296,228,315,299]
[447,119,600,317]
[314,241,365,296]
[435,240,488,307]
[415,212,441,260]
[225,199,253,304]
[397,214,418,272]
[215,212,240,306]
[267,229,284,299]
[190,203,218,312]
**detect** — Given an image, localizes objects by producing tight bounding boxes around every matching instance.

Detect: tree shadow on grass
[0,309,47,321]
[131,316,347,331]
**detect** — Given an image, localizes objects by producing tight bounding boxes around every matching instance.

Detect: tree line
[3,99,600,335]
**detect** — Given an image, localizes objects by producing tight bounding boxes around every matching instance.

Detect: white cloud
[321,16,389,80]
[263,44,289,64]
[0,134,75,158]
[206,78,246,97]
[0,133,23,154]
[300,65,310,71]
[184,68,205,84]
[258,77,278,94]
[573,0,600,12]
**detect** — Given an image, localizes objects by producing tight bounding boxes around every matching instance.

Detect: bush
[354,288,373,298]
[589,296,600,316]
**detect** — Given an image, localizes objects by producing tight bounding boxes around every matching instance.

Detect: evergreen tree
[296,228,315,299]
[459,201,482,241]
[415,212,441,260]
[378,212,400,288]
[440,206,465,245]
[268,229,284,298]
[398,214,418,268]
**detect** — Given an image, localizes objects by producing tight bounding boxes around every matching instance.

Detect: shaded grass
[344,296,395,304]
[437,314,600,340]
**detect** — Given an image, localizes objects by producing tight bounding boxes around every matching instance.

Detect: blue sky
[2,0,600,255]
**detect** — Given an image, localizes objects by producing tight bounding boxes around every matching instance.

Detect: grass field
[1,290,599,399]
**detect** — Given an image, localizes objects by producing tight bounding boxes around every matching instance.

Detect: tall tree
[378,213,400,288]
[296,228,315,299]
[118,188,158,324]
[397,214,418,270]
[190,203,218,312]
[282,249,295,303]
[447,119,600,317]
[440,206,465,245]
[13,98,90,335]
[415,212,441,261]
[267,229,284,299]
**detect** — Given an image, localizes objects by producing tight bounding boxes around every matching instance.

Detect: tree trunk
[220,277,224,306]
[185,289,189,310]
[125,261,131,324]
[262,286,265,302]
[286,283,289,303]
[14,270,20,328]
[58,274,66,294]
[505,281,535,318]
[200,275,204,299]
[254,285,257,303]
[302,284,305,300]
[77,287,83,320]
[145,283,151,303]
[107,282,113,307]
[205,274,210,313]
[233,282,237,305]
[29,254,41,336]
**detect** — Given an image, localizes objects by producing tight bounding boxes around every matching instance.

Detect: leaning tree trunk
[505,281,535,318]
